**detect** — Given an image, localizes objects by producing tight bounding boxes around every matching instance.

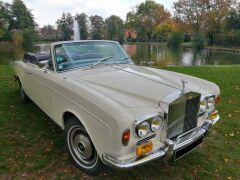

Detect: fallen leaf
[21,173,31,177]
[39,176,45,180]
[224,158,229,163]
[64,168,72,174]
[229,133,235,137]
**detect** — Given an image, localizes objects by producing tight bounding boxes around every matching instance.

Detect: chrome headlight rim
[207,96,215,110]
[150,116,162,132]
[200,95,216,112]
[136,121,150,138]
[200,99,207,111]
[134,112,163,138]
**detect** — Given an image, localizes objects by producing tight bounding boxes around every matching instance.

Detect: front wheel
[64,118,104,176]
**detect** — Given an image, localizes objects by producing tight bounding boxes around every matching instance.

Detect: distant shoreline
[125,41,240,53]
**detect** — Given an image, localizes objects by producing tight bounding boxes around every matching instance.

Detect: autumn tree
[174,0,233,46]
[75,13,89,40]
[89,15,105,39]
[105,15,124,43]
[153,20,177,42]
[40,25,57,41]
[56,13,73,41]
[126,0,170,41]
[204,0,232,45]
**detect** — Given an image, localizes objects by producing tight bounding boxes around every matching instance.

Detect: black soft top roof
[23,52,50,64]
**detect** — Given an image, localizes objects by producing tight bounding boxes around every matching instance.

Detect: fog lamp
[210,111,218,120]
[215,96,221,104]
[136,141,153,157]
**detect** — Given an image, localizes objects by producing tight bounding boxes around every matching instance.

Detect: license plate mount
[173,136,204,161]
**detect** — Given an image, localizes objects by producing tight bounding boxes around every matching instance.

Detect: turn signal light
[215,96,221,104]
[136,141,153,157]
[122,129,130,146]
[210,111,218,120]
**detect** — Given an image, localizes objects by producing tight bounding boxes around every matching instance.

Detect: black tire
[64,117,104,176]
[17,79,31,103]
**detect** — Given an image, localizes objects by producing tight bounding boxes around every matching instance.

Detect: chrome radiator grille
[167,92,201,139]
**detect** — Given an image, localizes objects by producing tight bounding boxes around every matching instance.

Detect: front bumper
[102,115,220,169]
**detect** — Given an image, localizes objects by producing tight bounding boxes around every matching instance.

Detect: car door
[23,56,60,119]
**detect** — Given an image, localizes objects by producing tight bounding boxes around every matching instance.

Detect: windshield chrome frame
[51,40,133,73]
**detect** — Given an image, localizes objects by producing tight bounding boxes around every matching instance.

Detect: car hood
[62,64,203,108]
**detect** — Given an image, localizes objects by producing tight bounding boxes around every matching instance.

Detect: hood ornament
[181,79,187,94]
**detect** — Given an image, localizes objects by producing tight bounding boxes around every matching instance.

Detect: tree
[89,15,105,39]
[173,0,208,30]
[167,32,184,47]
[0,1,11,28]
[173,0,233,46]
[105,15,124,43]
[56,13,73,41]
[40,25,57,41]
[204,0,232,45]
[10,0,37,30]
[125,0,170,41]
[75,13,89,40]
[226,6,240,30]
[153,20,177,42]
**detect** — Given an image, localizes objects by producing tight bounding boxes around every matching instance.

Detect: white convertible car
[14,40,220,176]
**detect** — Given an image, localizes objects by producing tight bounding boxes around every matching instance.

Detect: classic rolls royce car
[14,40,220,176]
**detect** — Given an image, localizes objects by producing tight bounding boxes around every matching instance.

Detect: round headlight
[151,116,162,132]
[137,121,150,138]
[200,99,207,111]
[207,96,215,110]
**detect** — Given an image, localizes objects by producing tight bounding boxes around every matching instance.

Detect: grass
[0,65,240,179]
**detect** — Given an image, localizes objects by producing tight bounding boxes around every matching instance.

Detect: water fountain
[73,17,80,40]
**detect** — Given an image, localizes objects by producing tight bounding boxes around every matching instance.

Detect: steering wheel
[56,55,68,64]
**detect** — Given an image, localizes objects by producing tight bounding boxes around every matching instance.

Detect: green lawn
[0,65,239,179]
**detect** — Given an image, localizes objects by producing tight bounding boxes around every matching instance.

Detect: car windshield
[54,41,133,72]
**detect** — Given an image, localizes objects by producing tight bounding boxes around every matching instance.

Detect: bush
[193,31,204,49]
[167,32,183,47]
[11,31,23,47]
[214,30,240,46]
[22,28,38,49]
[0,29,5,39]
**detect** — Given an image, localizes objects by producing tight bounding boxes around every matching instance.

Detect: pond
[124,43,240,66]
[1,42,240,66]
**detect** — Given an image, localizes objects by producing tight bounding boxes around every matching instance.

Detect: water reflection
[1,42,240,66]
[124,43,240,66]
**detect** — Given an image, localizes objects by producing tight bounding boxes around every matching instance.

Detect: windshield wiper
[115,57,130,65]
[92,56,113,67]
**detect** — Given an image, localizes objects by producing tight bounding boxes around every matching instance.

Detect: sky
[3,0,175,27]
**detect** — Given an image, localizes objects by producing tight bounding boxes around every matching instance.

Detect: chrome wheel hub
[73,134,93,160]
[69,126,97,166]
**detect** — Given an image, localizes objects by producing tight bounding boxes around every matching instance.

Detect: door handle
[27,71,32,75]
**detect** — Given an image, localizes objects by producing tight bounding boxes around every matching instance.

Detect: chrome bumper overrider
[102,115,220,169]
